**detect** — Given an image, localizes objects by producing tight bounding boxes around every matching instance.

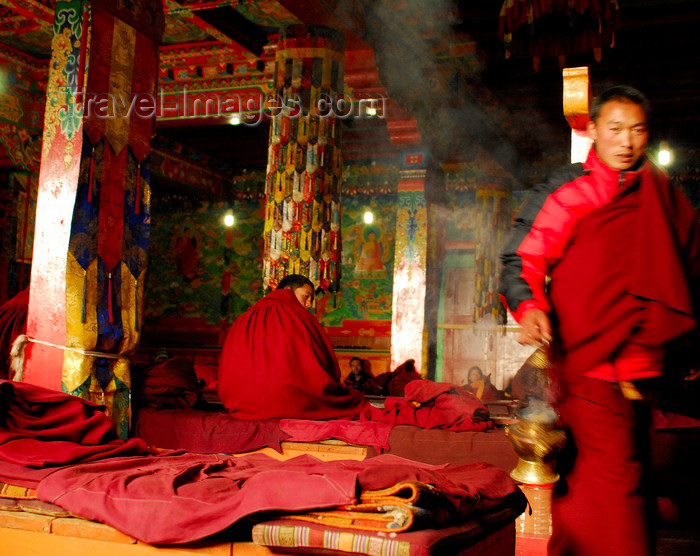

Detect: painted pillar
[263,25,344,292]
[390,151,428,373]
[24,0,163,438]
[474,186,510,324]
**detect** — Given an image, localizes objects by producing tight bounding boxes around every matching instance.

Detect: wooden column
[390,151,428,373]
[23,0,86,392]
[24,0,163,437]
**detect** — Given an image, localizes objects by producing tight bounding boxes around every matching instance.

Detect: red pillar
[24,0,163,437]
[390,152,428,373]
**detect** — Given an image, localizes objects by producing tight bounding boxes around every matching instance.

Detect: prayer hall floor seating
[5,353,698,555]
[0,493,520,556]
[0,419,531,556]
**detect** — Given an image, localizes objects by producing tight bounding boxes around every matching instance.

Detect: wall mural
[145,197,266,328]
[445,189,477,242]
[144,162,400,336]
[143,159,560,342]
[316,192,396,327]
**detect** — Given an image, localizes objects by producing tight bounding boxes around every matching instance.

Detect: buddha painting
[355,225,385,273]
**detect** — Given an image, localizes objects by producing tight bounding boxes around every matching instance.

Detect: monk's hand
[517,309,553,347]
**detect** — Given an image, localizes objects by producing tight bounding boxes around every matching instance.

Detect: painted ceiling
[0,0,698,189]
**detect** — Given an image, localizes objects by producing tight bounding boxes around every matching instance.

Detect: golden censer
[505,348,567,485]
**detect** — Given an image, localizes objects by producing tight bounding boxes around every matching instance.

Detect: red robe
[218,288,367,419]
[0,288,28,379]
[548,160,700,381]
[0,379,149,468]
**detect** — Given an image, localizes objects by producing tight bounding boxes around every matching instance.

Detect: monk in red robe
[500,86,700,556]
[0,288,28,380]
[218,274,367,419]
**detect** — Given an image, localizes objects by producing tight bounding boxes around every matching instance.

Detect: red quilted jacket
[500,148,700,381]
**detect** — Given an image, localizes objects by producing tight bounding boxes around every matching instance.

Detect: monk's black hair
[590,85,651,122]
[277,274,314,291]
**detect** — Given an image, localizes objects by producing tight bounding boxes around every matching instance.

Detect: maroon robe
[0,288,28,379]
[544,161,700,556]
[548,161,700,382]
[0,379,149,468]
[218,288,367,419]
[36,452,521,545]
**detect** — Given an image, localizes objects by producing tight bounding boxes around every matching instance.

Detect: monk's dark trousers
[549,377,655,556]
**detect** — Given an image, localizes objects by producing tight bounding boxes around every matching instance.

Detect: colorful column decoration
[24,0,163,439]
[263,25,344,292]
[474,187,509,324]
[390,156,428,373]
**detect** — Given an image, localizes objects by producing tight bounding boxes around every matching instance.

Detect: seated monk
[218,274,368,419]
[344,356,372,392]
[0,287,29,380]
[464,366,502,401]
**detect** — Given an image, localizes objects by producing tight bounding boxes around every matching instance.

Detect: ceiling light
[658,141,672,166]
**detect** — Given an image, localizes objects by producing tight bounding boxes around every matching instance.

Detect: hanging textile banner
[499,0,620,68]
[263,25,344,292]
[64,2,158,438]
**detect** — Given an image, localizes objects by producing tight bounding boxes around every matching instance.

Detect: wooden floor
[0,509,516,555]
[0,510,273,555]
[2,435,696,556]
[3,499,697,556]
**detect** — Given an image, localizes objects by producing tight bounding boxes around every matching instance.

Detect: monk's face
[588,99,648,171]
[350,359,363,375]
[468,367,483,383]
[291,284,314,309]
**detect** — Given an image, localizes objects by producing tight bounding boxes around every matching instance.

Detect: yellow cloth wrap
[321,56,333,89]
[297,116,309,144]
[86,371,130,429]
[274,172,285,203]
[264,202,274,233]
[312,199,323,232]
[63,253,98,392]
[63,254,136,432]
[119,261,143,355]
[110,360,132,429]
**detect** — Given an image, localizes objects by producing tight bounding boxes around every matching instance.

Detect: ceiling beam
[190,6,269,57]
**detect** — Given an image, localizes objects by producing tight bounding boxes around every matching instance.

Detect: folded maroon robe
[362,380,492,432]
[36,452,521,544]
[218,288,367,419]
[0,379,149,467]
